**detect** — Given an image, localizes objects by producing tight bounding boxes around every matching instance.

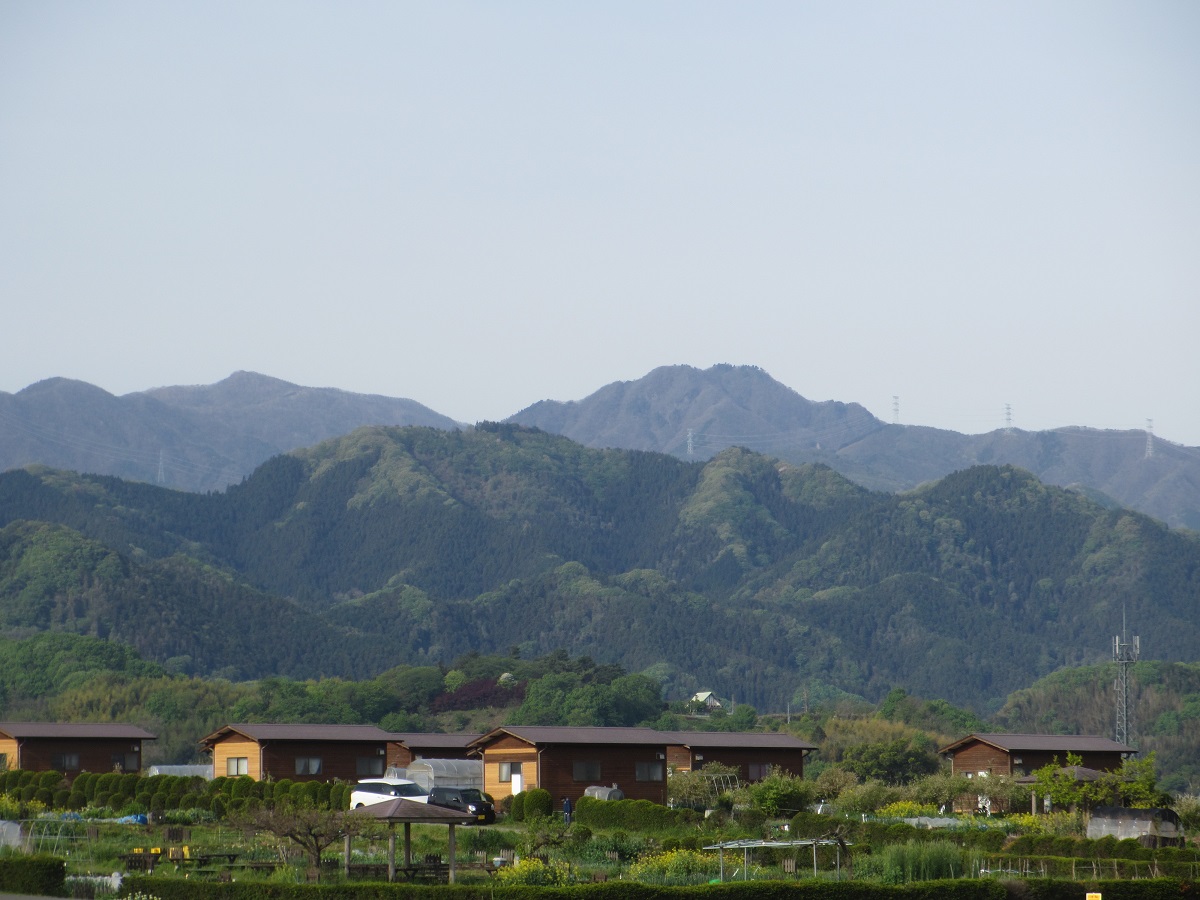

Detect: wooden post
[388,825,396,882]
[343,832,351,878]
[448,824,457,884]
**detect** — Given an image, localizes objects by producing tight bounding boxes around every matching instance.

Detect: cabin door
[510,763,523,794]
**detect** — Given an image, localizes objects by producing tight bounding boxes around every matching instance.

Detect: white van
[349,777,429,808]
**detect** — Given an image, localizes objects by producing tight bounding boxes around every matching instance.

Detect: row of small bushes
[0,768,352,817]
[790,813,1009,852]
[1004,833,1200,861]
[120,876,1199,900]
[975,854,1200,880]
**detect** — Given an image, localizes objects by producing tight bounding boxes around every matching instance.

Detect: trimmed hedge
[123,880,1008,900]
[575,796,697,831]
[123,881,1200,900]
[0,854,66,897]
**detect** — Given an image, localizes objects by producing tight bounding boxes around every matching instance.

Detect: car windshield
[392,783,426,797]
[460,789,485,803]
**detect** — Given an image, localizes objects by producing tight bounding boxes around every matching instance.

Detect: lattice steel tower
[1114,610,1140,747]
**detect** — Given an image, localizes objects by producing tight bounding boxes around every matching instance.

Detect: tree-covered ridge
[993,660,1200,793]
[0,425,1198,712]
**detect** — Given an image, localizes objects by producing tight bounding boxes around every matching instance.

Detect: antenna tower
[686,429,694,458]
[1113,607,1140,747]
[892,396,900,425]
[157,450,165,485]
[1005,404,1013,433]
[1144,419,1154,459]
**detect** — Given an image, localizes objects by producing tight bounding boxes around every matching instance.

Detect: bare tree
[231,800,374,872]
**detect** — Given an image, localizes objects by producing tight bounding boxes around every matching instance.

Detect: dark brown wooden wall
[537,743,669,806]
[261,740,387,782]
[13,738,145,776]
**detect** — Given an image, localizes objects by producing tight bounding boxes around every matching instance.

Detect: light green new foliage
[628,849,722,885]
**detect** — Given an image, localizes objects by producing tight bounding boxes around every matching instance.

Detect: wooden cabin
[938,733,1135,813]
[939,733,1134,779]
[199,723,392,782]
[469,726,670,806]
[661,731,816,780]
[0,722,156,777]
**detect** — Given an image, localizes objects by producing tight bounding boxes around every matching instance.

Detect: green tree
[842,737,939,785]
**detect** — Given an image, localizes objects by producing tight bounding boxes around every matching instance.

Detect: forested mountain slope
[1,424,1197,711]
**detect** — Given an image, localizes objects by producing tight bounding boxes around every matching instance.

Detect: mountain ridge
[2,365,1197,528]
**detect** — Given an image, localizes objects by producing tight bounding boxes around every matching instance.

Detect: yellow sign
[1086,893,1102,900]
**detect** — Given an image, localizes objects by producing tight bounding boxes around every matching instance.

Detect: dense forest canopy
[0,424,1197,717]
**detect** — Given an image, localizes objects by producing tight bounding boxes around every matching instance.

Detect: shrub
[742,767,817,817]
[879,800,941,819]
[524,788,553,818]
[493,857,572,885]
[790,811,840,839]
[509,791,526,822]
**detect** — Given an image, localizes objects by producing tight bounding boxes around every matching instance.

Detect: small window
[295,757,323,776]
[635,761,664,782]
[499,761,522,783]
[572,761,602,782]
[51,753,80,771]
[112,753,139,773]
[227,757,249,776]
[356,756,384,777]
[747,763,771,780]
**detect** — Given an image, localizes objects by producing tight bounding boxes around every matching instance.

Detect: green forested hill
[0,423,1197,711]
[992,661,1200,792]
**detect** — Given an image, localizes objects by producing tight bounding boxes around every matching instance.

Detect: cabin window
[499,762,522,782]
[356,756,384,777]
[295,757,323,776]
[572,761,602,782]
[51,753,80,771]
[748,763,771,780]
[227,757,248,776]
[635,761,664,782]
[112,753,139,773]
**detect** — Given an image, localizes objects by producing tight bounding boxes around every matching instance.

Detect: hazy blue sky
[3,2,1197,444]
